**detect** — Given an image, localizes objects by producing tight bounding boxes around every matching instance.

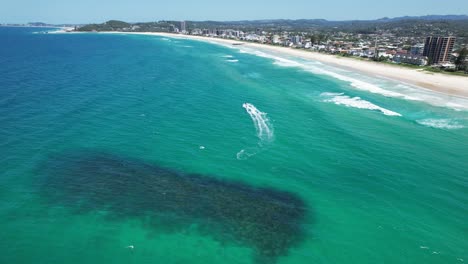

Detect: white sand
[102,32,468,98]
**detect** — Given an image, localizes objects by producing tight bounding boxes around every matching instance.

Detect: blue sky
[1,0,467,24]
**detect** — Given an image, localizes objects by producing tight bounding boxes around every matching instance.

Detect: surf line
[237,103,274,160]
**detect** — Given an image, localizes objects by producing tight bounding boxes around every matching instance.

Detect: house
[392,52,428,66]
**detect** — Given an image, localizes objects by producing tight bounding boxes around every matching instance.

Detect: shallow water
[0,27,467,263]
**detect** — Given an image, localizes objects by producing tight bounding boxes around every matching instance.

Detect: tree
[77,20,130,32]
[309,35,317,44]
[455,47,467,71]
[317,34,328,45]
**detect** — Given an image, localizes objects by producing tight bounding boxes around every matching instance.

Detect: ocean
[0,26,467,263]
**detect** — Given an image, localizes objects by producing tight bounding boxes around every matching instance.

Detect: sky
[1,0,467,24]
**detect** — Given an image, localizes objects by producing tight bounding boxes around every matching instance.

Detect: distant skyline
[1,0,468,24]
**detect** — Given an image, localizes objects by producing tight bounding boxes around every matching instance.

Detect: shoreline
[96,31,468,98]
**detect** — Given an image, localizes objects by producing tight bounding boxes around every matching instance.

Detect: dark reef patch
[37,151,307,262]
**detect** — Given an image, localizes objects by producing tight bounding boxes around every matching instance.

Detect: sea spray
[237,103,274,160]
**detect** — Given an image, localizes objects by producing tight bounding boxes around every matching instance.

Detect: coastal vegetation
[455,47,467,72]
[75,17,468,76]
[76,20,173,32]
[77,20,131,31]
[76,16,468,41]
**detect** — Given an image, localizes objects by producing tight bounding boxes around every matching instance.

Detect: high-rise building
[292,35,302,45]
[423,37,456,65]
[180,21,186,33]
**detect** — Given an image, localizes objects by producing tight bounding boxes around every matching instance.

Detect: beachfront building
[191,28,202,35]
[170,24,179,33]
[423,36,456,65]
[292,35,302,45]
[180,21,187,33]
[392,52,428,66]
[244,34,261,42]
[272,35,281,44]
[202,29,217,36]
[410,44,424,55]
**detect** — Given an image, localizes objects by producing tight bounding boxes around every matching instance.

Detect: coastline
[99,31,468,98]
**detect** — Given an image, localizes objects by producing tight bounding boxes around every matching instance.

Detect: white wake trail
[237,103,274,160]
[242,103,274,142]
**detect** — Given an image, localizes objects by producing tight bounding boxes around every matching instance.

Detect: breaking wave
[230,46,468,111]
[416,118,465,129]
[321,92,402,116]
[152,35,468,112]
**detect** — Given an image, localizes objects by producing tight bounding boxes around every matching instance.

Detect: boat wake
[243,103,274,142]
[237,103,274,160]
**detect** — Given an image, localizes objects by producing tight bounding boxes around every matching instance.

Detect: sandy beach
[101,32,468,98]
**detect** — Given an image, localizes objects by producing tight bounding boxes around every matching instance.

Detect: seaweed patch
[37,151,307,262]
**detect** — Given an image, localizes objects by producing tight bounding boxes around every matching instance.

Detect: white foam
[230,46,468,111]
[237,103,274,160]
[245,72,261,79]
[227,59,239,63]
[273,59,303,68]
[321,92,344,97]
[321,92,402,116]
[44,30,63,34]
[243,48,415,100]
[154,36,468,112]
[416,118,465,129]
[222,55,234,58]
[236,148,258,160]
[243,103,274,142]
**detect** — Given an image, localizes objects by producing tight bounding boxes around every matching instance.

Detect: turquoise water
[1,27,467,263]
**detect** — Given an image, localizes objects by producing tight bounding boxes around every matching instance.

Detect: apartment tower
[423,36,456,65]
[180,21,187,33]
